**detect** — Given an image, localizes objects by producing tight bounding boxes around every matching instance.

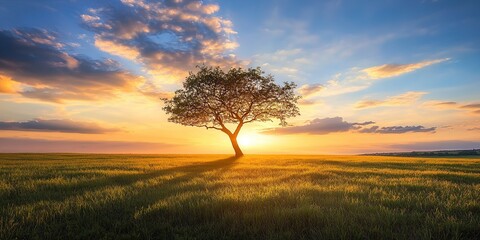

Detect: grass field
[0,154,479,239]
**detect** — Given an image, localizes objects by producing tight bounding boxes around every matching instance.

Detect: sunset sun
[237,133,260,147]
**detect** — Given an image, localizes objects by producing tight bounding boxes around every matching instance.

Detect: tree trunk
[229,134,244,157]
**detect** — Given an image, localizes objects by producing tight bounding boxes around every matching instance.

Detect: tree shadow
[2,156,239,207]
[4,155,242,239]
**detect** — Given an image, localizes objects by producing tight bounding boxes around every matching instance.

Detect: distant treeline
[363,149,480,157]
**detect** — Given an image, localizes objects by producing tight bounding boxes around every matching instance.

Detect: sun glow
[237,132,272,148]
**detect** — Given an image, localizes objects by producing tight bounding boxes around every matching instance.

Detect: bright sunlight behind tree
[163,66,300,157]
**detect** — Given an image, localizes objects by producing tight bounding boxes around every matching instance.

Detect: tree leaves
[163,66,300,135]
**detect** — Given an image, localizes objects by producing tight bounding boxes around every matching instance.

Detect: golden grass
[0,154,479,239]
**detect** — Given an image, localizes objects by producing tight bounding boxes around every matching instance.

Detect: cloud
[0,74,18,93]
[263,17,319,45]
[0,119,118,134]
[263,116,435,135]
[423,100,459,110]
[355,91,427,109]
[438,101,458,106]
[426,101,458,108]
[362,58,449,79]
[252,48,309,81]
[297,99,323,106]
[0,137,175,153]
[298,84,324,97]
[94,37,140,60]
[83,0,239,83]
[353,121,376,126]
[303,58,449,98]
[424,100,480,114]
[358,125,436,134]
[137,81,174,99]
[0,28,143,102]
[293,69,375,100]
[462,104,480,115]
[262,117,373,135]
[457,103,480,114]
[461,104,480,110]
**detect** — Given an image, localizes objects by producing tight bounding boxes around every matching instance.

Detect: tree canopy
[163,66,300,157]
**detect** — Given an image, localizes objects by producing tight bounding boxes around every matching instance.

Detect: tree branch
[202,125,223,131]
[214,115,232,135]
[233,120,243,136]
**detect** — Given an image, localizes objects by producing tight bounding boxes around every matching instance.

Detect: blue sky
[0,0,479,153]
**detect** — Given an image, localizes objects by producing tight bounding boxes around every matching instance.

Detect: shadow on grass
[3,156,242,239]
[2,156,239,207]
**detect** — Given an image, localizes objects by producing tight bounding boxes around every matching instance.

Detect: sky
[0,0,479,154]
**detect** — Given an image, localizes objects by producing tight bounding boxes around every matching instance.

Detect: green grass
[1,154,479,239]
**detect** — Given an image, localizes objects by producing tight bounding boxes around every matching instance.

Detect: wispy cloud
[459,103,480,114]
[262,15,319,47]
[461,104,480,110]
[355,91,428,109]
[252,48,307,81]
[94,37,140,61]
[137,81,174,100]
[298,83,324,97]
[83,0,239,83]
[297,98,323,106]
[297,72,367,100]
[263,117,435,135]
[0,119,118,134]
[362,58,449,79]
[426,101,458,108]
[424,100,480,114]
[299,58,449,99]
[254,33,393,84]
[0,28,143,102]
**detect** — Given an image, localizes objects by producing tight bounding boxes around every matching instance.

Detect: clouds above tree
[0,28,143,102]
[263,117,436,135]
[82,0,239,83]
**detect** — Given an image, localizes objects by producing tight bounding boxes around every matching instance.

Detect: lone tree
[163,66,300,157]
